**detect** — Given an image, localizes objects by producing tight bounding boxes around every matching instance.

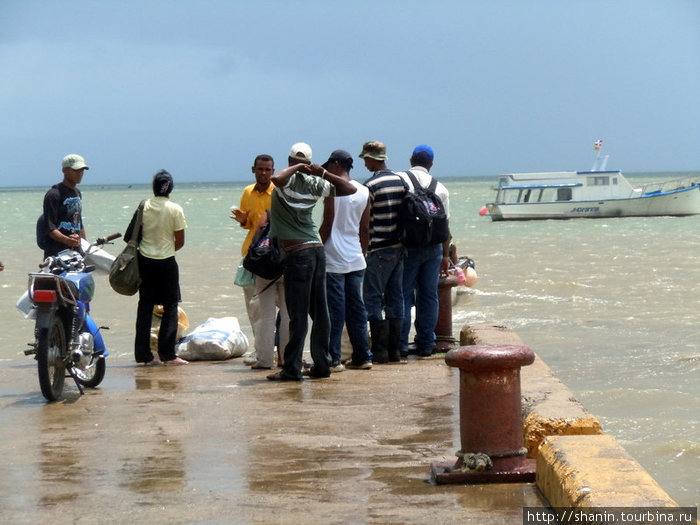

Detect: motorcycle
[24,234,121,401]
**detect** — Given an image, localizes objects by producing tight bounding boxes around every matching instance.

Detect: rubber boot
[370,320,389,364]
[387,318,405,363]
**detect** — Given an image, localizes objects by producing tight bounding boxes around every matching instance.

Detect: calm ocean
[0,176,697,507]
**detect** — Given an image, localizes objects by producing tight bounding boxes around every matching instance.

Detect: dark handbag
[109,201,145,296]
[243,220,285,281]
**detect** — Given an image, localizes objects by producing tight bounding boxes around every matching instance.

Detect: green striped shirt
[269,172,335,241]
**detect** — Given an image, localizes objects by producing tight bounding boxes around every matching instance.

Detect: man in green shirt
[266,143,356,381]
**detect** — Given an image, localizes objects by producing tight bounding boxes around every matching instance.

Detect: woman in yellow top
[128,170,188,366]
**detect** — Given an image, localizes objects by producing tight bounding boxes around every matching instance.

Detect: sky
[1,0,699,186]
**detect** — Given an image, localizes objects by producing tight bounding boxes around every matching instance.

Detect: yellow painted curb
[537,434,678,507]
[523,411,602,459]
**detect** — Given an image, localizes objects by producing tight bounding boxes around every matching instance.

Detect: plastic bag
[176,317,249,361]
[234,258,255,287]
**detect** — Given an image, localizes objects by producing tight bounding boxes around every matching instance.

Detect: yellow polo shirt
[239,183,273,256]
[139,196,187,260]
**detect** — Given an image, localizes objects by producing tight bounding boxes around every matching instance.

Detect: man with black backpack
[398,145,451,358]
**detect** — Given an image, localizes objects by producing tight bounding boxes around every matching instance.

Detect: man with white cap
[266,143,357,381]
[40,154,89,258]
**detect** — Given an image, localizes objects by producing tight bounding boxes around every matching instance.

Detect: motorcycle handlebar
[96,233,122,245]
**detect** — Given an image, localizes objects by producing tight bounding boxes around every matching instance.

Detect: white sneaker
[330,363,346,373]
[243,354,258,366]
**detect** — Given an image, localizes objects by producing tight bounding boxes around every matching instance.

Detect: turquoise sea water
[0,175,698,507]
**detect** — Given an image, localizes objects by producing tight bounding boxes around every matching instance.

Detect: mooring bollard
[434,273,459,351]
[431,344,536,484]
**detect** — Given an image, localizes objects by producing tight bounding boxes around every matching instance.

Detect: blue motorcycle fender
[84,314,109,357]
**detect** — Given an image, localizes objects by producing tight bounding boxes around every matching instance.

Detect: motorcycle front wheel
[37,316,67,401]
[74,356,106,388]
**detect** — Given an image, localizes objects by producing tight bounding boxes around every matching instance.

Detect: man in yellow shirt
[233,154,275,256]
[231,154,288,369]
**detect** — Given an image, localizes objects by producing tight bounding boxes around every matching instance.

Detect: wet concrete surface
[0,354,543,524]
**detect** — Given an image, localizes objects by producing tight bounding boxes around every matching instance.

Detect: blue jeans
[401,243,442,353]
[280,246,331,380]
[363,247,405,321]
[326,270,372,365]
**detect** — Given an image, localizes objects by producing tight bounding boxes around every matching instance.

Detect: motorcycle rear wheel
[74,357,106,388]
[37,316,67,401]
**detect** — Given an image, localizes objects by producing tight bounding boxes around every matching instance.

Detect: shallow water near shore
[0,175,698,507]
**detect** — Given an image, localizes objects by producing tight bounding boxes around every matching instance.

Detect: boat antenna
[591,139,608,171]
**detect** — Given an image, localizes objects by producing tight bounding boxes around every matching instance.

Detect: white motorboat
[484,146,700,221]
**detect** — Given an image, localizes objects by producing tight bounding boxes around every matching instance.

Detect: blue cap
[411,144,434,162]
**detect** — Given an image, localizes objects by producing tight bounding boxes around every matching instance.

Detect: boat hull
[487,185,700,221]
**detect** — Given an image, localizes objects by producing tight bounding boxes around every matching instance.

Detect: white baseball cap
[289,142,312,162]
[62,154,89,170]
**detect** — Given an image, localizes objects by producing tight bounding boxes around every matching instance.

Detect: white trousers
[251,277,289,368]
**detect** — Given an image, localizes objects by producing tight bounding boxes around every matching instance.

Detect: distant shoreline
[0,171,696,191]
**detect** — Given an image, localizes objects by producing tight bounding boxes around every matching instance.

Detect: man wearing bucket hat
[360,141,408,365]
[40,154,89,258]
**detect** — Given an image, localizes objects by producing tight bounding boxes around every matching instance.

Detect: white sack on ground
[176,317,248,361]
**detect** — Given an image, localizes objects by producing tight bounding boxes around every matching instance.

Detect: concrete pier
[0,322,685,523]
[0,352,542,524]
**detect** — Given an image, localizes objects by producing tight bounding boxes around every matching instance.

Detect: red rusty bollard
[434,274,459,352]
[431,344,536,484]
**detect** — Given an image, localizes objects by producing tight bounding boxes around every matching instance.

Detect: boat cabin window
[556,187,573,201]
[587,176,610,186]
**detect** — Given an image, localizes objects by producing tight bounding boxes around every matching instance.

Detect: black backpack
[243,220,285,280]
[398,170,449,248]
[36,214,49,250]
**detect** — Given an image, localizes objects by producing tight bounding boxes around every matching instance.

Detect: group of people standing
[233,141,450,382]
[41,141,450,378]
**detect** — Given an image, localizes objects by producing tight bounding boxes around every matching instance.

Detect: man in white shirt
[319,150,372,371]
